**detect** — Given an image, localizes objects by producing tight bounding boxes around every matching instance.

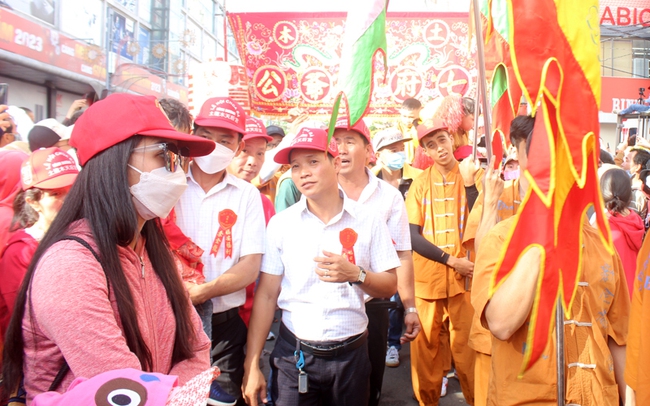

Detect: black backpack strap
[44,235,103,392]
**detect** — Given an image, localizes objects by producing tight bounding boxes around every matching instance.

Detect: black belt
[365,297,397,310]
[211,307,239,326]
[279,323,367,358]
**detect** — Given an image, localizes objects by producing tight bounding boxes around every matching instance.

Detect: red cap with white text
[273,128,339,164]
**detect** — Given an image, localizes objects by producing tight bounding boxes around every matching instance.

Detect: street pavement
[260,311,469,406]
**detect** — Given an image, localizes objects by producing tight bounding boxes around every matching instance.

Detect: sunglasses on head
[131,142,190,172]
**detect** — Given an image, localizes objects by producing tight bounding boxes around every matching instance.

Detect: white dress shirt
[261,193,401,342]
[175,170,266,313]
[346,168,412,252]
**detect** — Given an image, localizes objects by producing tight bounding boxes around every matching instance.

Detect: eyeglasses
[131,142,189,172]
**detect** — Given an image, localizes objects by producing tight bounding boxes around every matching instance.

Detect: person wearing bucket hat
[332,118,419,405]
[0,148,78,349]
[243,127,399,405]
[371,127,422,199]
[406,117,482,405]
[2,94,214,404]
[174,96,265,406]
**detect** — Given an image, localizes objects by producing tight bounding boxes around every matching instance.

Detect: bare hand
[242,367,268,406]
[459,157,480,186]
[483,156,504,206]
[314,251,358,283]
[66,99,87,119]
[289,114,310,134]
[448,256,474,277]
[400,312,421,344]
[187,283,207,305]
[0,105,11,132]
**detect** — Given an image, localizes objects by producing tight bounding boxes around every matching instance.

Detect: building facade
[0,0,238,122]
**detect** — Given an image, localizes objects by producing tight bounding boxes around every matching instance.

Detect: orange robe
[625,233,650,405]
[473,218,629,405]
[463,180,520,406]
[406,163,480,405]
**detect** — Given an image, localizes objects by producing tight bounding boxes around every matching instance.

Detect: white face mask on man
[193,142,238,174]
[128,164,188,220]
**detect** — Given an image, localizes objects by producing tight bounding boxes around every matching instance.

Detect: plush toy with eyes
[32,367,219,406]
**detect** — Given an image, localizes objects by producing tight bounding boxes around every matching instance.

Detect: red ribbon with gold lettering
[339,228,358,265]
[211,209,237,258]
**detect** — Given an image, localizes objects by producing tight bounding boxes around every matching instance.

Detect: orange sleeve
[625,237,650,389]
[463,190,484,251]
[472,218,511,329]
[604,250,630,346]
[405,173,425,227]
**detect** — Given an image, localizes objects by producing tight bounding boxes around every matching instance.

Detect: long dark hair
[2,136,198,397]
[600,168,633,214]
[10,188,41,231]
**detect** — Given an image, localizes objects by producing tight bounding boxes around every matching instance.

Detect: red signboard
[601,76,650,113]
[599,0,650,26]
[227,12,477,117]
[0,8,106,81]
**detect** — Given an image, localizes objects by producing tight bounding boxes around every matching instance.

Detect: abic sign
[600,0,650,26]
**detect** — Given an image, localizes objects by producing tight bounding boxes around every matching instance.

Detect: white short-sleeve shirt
[175,170,266,313]
[348,168,412,252]
[262,193,401,342]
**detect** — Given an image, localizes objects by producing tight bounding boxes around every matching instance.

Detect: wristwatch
[405,307,418,315]
[353,266,367,284]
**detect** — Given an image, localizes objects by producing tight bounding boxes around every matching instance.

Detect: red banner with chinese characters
[227,12,477,117]
[0,7,106,82]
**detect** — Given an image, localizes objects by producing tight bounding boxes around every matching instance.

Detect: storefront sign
[601,76,650,112]
[600,0,650,26]
[0,7,106,81]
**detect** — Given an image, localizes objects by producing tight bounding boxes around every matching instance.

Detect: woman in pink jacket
[1,94,217,404]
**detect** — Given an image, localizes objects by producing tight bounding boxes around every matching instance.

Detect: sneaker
[441,377,448,397]
[385,346,400,367]
[266,331,276,341]
[207,381,237,406]
[612,109,620,114]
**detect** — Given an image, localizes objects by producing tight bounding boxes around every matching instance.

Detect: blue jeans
[387,293,404,350]
[194,300,213,339]
[620,104,650,115]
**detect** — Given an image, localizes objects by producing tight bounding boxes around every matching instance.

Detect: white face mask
[193,142,238,174]
[128,165,188,220]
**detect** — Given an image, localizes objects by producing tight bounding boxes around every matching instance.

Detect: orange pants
[474,352,490,406]
[411,293,475,405]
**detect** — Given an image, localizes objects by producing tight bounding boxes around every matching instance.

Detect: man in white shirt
[174,97,266,405]
[242,127,400,406]
[333,117,421,406]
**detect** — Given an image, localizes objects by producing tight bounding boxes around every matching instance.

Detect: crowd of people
[0,91,648,406]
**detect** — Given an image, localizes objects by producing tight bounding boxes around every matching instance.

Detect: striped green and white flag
[328,0,388,141]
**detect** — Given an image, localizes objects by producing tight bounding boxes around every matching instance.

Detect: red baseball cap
[244,117,273,142]
[274,127,339,164]
[194,97,246,134]
[334,116,371,144]
[69,94,215,166]
[417,118,449,145]
[21,147,79,190]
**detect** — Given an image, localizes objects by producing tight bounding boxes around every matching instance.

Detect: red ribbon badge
[211,209,238,258]
[339,228,358,265]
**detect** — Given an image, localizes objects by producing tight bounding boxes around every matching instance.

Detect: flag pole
[471,0,492,164]
[555,298,565,406]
